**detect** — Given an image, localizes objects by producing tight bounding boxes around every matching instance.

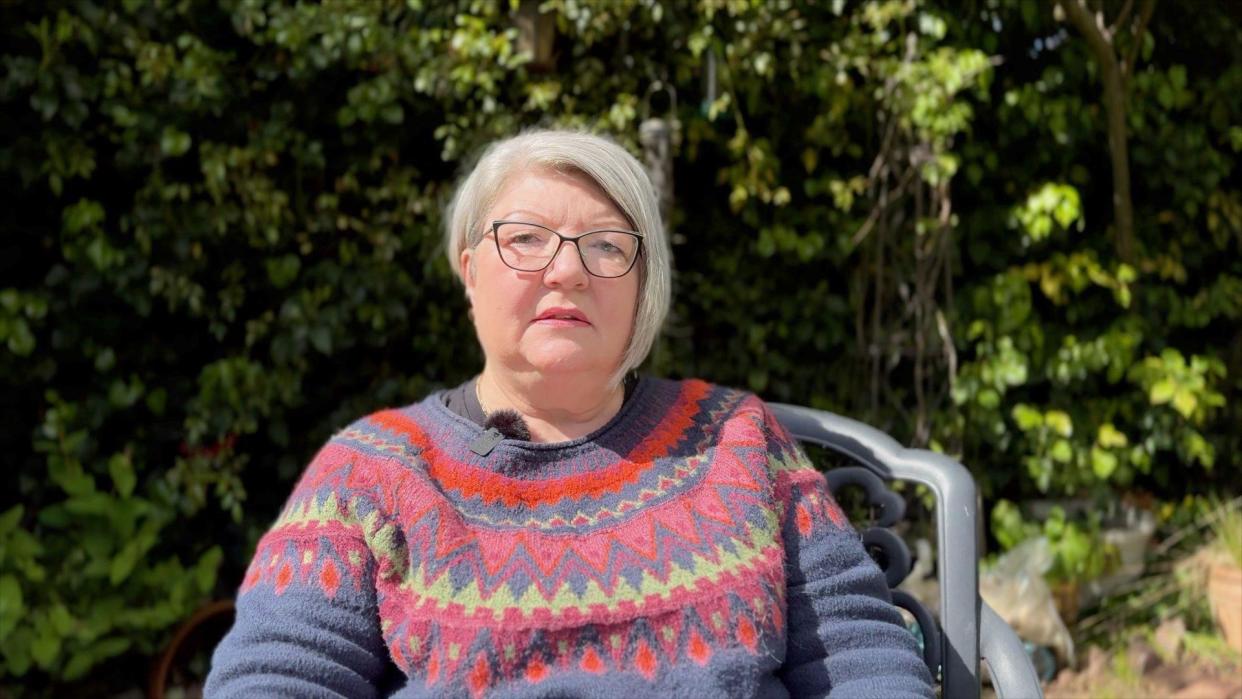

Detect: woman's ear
[459,247,475,303]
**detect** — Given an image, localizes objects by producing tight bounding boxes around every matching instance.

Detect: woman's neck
[477,368,624,443]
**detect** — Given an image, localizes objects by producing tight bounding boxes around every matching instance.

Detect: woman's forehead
[489,168,628,227]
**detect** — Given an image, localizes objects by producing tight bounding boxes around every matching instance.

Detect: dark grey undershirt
[441,377,489,426]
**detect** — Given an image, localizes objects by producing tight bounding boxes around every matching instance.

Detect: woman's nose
[542,240,590,288]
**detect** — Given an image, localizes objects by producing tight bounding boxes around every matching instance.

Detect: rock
[1082,645,1110,679]
[1126,638,1162,675]
[1145,664,1190,694]
[1154,617,1186,662]
[1171,677,1242,699]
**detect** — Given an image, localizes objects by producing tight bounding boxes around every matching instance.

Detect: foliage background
[1,0,1238,693]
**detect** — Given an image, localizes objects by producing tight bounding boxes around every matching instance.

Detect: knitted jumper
[205,377,934,698]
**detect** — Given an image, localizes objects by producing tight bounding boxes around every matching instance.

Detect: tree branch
[1058,0,1116,66]
[1122,0,1156,81]
[1110,0,1134,36]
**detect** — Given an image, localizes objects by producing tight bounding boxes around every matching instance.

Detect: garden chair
[770,403,1044,699]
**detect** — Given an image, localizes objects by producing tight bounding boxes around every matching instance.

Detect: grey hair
[445,129,671,385]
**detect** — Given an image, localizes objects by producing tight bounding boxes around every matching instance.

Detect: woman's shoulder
[647,376,814,466]
[632,375,783,447]
[639,374,756,402]
[328,391,455,448]
[641,375,772,417]
[277,397,451,515]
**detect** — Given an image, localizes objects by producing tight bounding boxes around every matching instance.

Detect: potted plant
[1207,502,1242,654]
[991,501,1120,624]
[1041,508,1120,623]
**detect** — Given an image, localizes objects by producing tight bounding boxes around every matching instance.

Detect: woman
[206,130,934,698]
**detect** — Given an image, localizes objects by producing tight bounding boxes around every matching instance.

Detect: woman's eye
[508,232,546,246]
[591,240,622,254]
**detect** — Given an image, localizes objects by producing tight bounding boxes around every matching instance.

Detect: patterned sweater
[205,377,934,698]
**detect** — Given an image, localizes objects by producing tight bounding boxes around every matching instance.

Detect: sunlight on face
[459,167,640,380]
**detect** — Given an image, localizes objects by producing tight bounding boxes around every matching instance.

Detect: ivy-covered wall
[1,0,1238,693]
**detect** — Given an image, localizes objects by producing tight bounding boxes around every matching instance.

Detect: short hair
[445,129,671,385]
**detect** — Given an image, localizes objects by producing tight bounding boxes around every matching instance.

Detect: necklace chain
[475,375,489,415]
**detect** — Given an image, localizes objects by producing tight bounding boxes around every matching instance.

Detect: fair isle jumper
[205,377,934,698]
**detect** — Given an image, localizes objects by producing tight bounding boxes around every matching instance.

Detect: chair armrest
[981,600,1045,699]
[769,403,981,698]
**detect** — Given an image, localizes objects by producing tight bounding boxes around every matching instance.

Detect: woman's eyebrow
[497,211,632,229]
[496,209,548,221]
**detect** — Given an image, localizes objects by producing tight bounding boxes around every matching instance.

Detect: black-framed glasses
[485,220,644,279]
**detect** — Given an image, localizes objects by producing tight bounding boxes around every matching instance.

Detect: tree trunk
[1056,0,1139,264]
[1099,47,1135,264]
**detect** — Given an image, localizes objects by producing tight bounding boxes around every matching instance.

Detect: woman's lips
[533,307,590,326]
[532,317,590,327]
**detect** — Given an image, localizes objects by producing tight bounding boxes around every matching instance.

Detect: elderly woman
[206,130,934,698]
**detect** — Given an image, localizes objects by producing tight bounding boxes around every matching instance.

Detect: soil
[1042,634,1242,699]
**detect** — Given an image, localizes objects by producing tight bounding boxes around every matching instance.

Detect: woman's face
[459,167,640,381]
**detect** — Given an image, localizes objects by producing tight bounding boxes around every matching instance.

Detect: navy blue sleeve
[204,447,393,698]
[765,408,935,699]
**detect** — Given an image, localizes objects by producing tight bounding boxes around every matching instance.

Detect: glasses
[485,220,643,278]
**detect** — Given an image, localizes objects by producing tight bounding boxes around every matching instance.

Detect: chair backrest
[769,403,1042,699]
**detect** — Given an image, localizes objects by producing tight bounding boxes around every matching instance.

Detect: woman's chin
[518,349,610,377]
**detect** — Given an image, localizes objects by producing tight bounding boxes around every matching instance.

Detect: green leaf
[195,546,223,592]
[748,367,769,392]
[1149,378,1176,404]
[978,387,1000,408]
[146,387,167,416]
[1091,446,1119,479]
[1171,389,1198,418]
[309,326,332,354]
[30,630,61,669]
[63,492,113,517]
[109,540,142,585]
[37,504,70,528]
[265,255,301,288]
[990,499,1037,550]
[61,652,94,681]
[159,126,192,157]
[1012,404,1043,430]
[62,199,105,234]
[0,575,23,639]
[49,604,73,636]
[2,627,33,676]
[93,636,132,660]
[62,637,131,681]
[1045,410,1073,437]
[1183,432,1215,468]
[108,453,136,498]
[49,460,96,497]
[0,505,23,536]
[1097,423,1128,448]
[1050,439,1073,463]
[3,317,36,355]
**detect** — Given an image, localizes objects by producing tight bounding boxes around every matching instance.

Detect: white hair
[445,129,671,385]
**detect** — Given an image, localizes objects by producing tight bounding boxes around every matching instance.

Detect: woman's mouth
[533,307,590,326]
